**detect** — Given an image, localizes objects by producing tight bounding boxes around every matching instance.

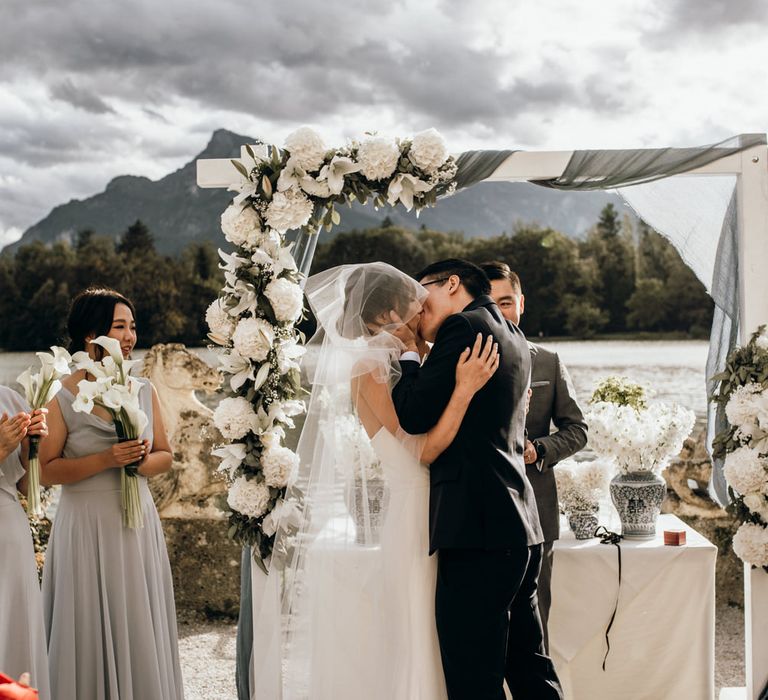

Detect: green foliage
[590,376,647,409]
[0,221,223,351]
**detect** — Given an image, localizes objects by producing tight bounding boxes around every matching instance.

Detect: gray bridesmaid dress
[0,387,51,700]
[42,377,184,700]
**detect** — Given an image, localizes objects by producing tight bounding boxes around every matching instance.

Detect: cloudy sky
[1,0,767,247]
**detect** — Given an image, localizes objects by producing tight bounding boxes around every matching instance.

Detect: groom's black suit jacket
[393,295,544,554]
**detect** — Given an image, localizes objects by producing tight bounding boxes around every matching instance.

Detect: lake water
[1,340,710,416]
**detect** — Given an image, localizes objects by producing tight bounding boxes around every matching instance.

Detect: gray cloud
[50,79,115,114]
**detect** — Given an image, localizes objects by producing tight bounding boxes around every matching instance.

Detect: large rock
[162,518,242,619]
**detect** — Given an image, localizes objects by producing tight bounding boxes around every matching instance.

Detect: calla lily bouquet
[16,346,72,516]
[71,336,149,528]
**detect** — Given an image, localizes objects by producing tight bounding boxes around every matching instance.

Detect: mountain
[7,129,625,255]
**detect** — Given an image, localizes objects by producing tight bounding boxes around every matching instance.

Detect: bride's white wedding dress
[373,427,448,700]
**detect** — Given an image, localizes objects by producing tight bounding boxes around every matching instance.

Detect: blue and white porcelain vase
[567,508,599,540]
[610,471,666,539]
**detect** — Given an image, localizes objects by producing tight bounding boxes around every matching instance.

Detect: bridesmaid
[40,288,184,700]
[0,390,50,700]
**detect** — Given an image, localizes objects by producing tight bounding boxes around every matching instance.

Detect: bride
[252,262,498,700]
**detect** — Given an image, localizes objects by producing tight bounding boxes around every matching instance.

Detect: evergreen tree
[117,220,155,256]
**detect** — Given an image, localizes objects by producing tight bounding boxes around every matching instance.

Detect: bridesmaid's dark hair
[67,287,136,356]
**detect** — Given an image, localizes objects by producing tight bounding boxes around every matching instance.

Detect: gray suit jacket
[525,343,588,542]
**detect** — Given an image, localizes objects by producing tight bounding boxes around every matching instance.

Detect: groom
[393,259,563,700]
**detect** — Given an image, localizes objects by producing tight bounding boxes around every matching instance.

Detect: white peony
[264,277,304,323]
[261,444,299,488]
[408,128,448,173]
[227,476,272,519]
[213,396,258,440]
[357,137,399,181]
[232,317,275,362]
[732,521,768,567]
[206,299,235,343]
[265,188,314,234]
[221,203,262,248]
[284,127,327,173]
[743,493,768,523]
[724,446,768,496]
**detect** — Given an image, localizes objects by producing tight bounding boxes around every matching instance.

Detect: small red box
[664,529,687,546]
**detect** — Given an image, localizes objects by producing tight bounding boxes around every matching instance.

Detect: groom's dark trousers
[393,296,563,700]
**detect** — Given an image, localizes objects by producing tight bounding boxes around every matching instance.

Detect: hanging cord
[594,525,623,671]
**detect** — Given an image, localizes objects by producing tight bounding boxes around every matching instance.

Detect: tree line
[0,205,712,351]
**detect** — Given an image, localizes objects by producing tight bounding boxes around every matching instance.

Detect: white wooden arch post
[198,139,768,700]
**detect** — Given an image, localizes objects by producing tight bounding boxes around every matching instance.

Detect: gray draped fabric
[537,133,766,190]
[453,149,516,192]
[236,547,253,700]
[705,191,740,504]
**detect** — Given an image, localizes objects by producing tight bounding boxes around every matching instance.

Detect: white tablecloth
[549,513,717,700]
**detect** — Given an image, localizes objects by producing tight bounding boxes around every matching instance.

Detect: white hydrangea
[725,383,764,431]
[205,299,235,343]
[232,317,275,362]
[408,128,448,173]
[221,203,262,247]
[227,476,272,519]
[213,396,258,441]
[265,188,314,234]
[357,137,400,181]
[732,521,768,567]
[264,277,304,323]
[284,127,327,173]
[724,446,768,496]
[261,444,299,488]
[743,493,768,523]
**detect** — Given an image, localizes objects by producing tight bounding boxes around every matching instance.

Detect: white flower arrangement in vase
[71,336,148,529]
[586,376,695,538]
[555,459,611,539]
[16,346,72,515]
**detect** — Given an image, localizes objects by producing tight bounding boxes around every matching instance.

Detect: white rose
[732,521,768,567]
[232,317,275,362]
[206,299,235,343]
[227,476,272,519]
[213,396,258,441]
[408,128,448,173]
[264,277,304,323]
[284,127,327,173]
[261,444,299,488]
[221,203,262,247]
[724,446,768,496]
[265,188,314,234]
[357,137,399,181]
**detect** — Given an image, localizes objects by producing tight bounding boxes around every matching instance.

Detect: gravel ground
[177,601,747,699]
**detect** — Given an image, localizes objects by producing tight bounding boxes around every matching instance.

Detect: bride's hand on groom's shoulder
[455,334,499,397]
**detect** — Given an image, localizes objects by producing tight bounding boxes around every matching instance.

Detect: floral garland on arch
[712,325,768,572]
[207,126,458,568]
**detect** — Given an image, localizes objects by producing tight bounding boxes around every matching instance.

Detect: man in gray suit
[481,261,588,653]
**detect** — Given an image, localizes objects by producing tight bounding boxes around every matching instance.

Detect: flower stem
[27,436,42,517]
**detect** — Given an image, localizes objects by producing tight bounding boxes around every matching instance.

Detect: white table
[549,513,717,700]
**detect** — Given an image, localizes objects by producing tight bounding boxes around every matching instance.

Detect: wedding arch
[197,130,768,700]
